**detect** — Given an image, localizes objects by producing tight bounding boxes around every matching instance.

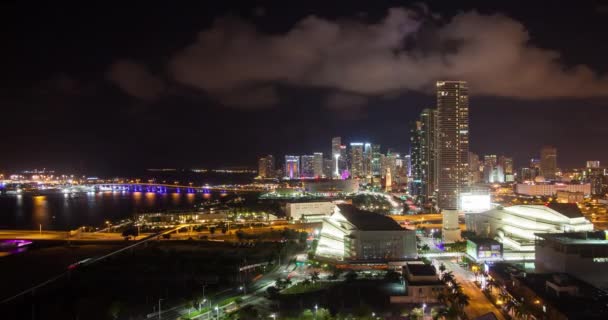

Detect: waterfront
[0,191,253,231]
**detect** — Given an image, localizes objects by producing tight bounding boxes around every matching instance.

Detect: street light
[314,304,318,320]
[422,303,427,318]
[214,306,219,320]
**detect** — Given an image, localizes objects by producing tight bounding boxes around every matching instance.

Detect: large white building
[466,203,594,252]
[285,202,335,223]
[515,183,591,196]
[316,205,417,261]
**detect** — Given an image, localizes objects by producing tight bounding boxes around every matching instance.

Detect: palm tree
[301,279,312,287]
[439,263,446,274]
[434,306,459,320]
[310,271,320,283]
[441,271,455,284]
[514,303,531,320]
[455,292,470,309]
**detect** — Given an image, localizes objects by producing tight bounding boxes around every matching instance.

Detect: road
[440,260,505,320]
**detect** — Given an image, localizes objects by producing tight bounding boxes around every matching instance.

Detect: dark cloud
[216,85,279,108]
[325,92,368,110]
[107,60,165,101]
[166,7,608,103]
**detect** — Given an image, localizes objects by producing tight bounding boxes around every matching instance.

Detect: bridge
[89,182,270,193]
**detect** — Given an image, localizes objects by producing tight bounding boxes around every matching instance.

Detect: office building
[436,80,469,242]
[515,183,591,196]
[499,156,514,182]
[535,231,608,290]
[257,155,275,178]
[313,152,324,178]
[409,121,424,196]
[540,146,558,180]
[586,160,600,168]
[410,108,439,199]
[284,155,300,179]
[300,155,315,178]
[468,152,481,185]
[323,158,334,179]
[350,143,364,178]
[466,203,594,252]
[316,205,417,261]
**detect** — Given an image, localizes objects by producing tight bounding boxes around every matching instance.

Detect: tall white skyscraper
[313,152,324,178]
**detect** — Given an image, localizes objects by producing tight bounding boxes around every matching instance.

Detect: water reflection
[32,195,49,227]
[0,191,243,230]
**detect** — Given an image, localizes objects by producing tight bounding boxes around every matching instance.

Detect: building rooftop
[337,205,403,231]
[536,231,608,245]
[467,237,502,246]
[404,263,437,276]
[545,203,584,219]
[490,263,608,319]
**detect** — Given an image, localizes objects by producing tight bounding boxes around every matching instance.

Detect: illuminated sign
[460,193,491,213]
[593,257,608,263]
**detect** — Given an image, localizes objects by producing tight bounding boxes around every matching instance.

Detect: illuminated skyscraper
[313,152,324,178]
[371,144,382,176]
[468,152,481,184]
[285,155,300,179]
[332,137,341,178]
[300,155,315,178]
[363,143,372,177]
[350,143,364,178]
[436,80,469,242]
[540,146,557,180]
[257,155,275,178]
[586,161,600,169]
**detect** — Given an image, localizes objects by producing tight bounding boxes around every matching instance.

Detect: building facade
[535,231,608,289]
[540,146,558,180]
[436,80,469,242]
[284,155,300,179]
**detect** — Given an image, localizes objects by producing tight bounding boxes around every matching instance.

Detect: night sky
[2,1,608,175]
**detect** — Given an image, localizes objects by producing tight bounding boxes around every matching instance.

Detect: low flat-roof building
[515,183,591,196]
[285,201,335,223]
[315,205,417,261]
[535,231,608,290]
[466,238,503,262]
[391,263,445,304]
[489,263,608,320]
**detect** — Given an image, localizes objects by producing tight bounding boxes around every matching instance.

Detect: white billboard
[460,193,491,213]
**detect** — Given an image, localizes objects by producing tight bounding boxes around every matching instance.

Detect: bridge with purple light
[90,183,270,193]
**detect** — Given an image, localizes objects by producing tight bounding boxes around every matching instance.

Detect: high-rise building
[436,80,469,242]
[350,143,364,178]
[409,108,438,199]
[371,144,382,176]
[498,156,514,182]
[332,137,342,178]
[313,152,324,178]
[468,152,481,184]
[363,143,372,177]
[483,155,497,183]
[540,146,557,180]
[285,155,300,179]
[587,161,600,168]
[257,155,275,178]
[323,158,334,178]
[300,155,315,178]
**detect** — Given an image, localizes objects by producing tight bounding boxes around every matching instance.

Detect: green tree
[310,271,320,283]
[384,270,401,283]
[345,271,358,282]
[108,301,121,320]
[439,263,446,274]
